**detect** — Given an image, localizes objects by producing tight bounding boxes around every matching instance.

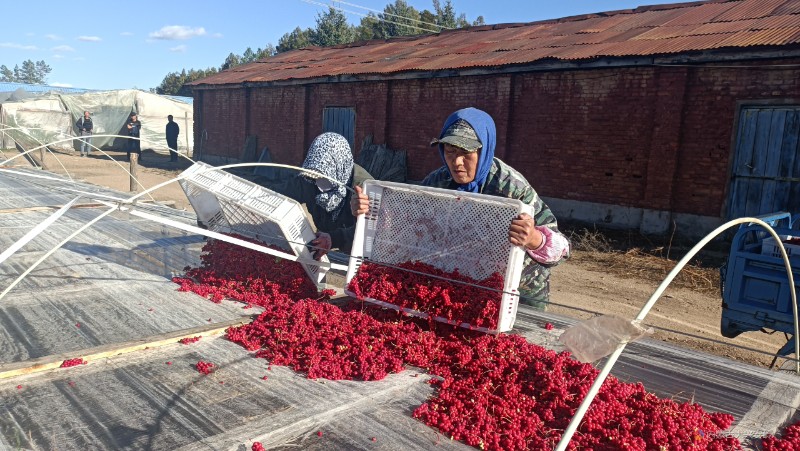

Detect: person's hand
[508,213,543,250]
[311,232,332,260]
[350,185,370,216]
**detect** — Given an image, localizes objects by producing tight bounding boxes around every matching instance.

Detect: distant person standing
[76,111,93,157]
[166,115,180,162]
[126,113,142,162]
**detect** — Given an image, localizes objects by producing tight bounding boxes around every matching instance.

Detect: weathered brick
[195,59,800,218]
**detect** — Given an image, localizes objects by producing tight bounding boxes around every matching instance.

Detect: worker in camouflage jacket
[352,107,570,310]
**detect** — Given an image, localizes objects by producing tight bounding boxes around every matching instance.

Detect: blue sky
[1,0,652,91]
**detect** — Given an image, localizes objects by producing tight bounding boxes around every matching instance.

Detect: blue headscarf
[435,107,496,193]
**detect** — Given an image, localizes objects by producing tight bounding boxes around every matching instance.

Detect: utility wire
[335,0,452,30]
[300,0,442,34]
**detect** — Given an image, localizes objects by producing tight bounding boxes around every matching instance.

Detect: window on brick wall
[322,107,356,150]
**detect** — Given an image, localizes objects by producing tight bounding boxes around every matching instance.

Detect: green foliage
[0,60,52,84]
[153,0,483,91]
[373,0,425,39]
[277,27,313,53]
[433,0,457,29]
[311,7,356,47]
[0,65,13,82]
[154,67,219,96]
[219,52,241,71]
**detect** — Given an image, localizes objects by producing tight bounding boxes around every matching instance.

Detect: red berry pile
[251,442,265,451]
[179,336,201,345]
[173,234,322,307]
[227,298,415,380]
[410,332,739,451]
[762,421,800,450]
[348,261,503,330]
[195,361,215,375]
[60,358,86,368]
[175,236,744,451]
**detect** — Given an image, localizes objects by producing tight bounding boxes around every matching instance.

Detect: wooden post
[129,153,138,192]
[39,148,46,170]
[184,111,190,157]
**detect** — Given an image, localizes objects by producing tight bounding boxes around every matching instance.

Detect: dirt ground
[2,146,792,370]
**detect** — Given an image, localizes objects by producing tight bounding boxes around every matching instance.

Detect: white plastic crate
[345,180,532,333]
[761,236,800,260]
[178,162,328,285]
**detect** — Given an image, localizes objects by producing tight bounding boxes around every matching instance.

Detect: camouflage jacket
[421,158,569,309]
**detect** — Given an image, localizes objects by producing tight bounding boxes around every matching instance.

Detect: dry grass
[565,226,721,295]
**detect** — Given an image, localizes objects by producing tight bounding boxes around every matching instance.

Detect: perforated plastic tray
[761,236,800,260]
[178,162,328,285]
[345,180,532,333]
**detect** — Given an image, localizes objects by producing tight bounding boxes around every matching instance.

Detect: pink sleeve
[526,226,570,265]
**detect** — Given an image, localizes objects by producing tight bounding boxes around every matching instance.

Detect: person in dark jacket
[126,113,142,162]
[267,132,370,260]
[76,111,93,157]
[166,115,179,162]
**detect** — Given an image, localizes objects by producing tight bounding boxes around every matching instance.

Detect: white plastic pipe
[0,125,74,180]
[0,162,359,309]
[0,132,171,199]
[0,196,81,265]
[0,207,116,302]
[554,217,799,451]
[114,204,349,272]
[125,162,355,206]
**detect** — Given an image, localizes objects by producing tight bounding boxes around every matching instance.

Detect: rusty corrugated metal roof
[192,0,800,87]
[713,0,787,21]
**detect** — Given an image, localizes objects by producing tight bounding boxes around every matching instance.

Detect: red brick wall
[195,88,247,159]
[384,75,512,180]
[196,59,800,218]
[249,85,307,165]
[673,60,800,216]
[505,68,659,207]
[305,81,390,160]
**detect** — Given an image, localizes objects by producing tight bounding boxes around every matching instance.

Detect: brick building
[190,0,800,237]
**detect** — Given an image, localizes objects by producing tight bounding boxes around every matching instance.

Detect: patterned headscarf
[435,107,497,193]
[302,132,354,221]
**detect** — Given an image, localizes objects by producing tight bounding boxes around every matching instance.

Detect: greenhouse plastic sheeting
[0,89,193,154]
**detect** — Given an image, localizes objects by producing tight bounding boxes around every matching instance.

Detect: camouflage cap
[430,119,482,152]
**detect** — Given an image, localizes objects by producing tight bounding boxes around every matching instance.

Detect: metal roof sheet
[633,24,704,39]
[713,0,787,21]
[775,0,800,14]
[578,14,638,33]
[661,1,740,26]
[192,0,800,87]
[716,26,800,46]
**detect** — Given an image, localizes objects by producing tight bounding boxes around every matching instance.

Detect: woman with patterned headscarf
[351,108,569,310]
[268,132,371,260]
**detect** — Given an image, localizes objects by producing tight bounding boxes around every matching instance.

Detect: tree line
[0,60,52,85]
[154,0,483,96]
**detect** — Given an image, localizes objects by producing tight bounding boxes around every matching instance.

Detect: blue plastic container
[721,212,800,358]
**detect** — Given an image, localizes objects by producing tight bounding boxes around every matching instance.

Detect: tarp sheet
[0,89,193,155]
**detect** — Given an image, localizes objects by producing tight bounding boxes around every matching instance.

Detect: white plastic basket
[761,236,800,260]
[178,162,328,285]
[345,180,532,333]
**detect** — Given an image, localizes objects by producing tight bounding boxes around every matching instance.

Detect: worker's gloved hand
[350,185,370,216]
[311,232,332,260]
[508,213,543,250]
